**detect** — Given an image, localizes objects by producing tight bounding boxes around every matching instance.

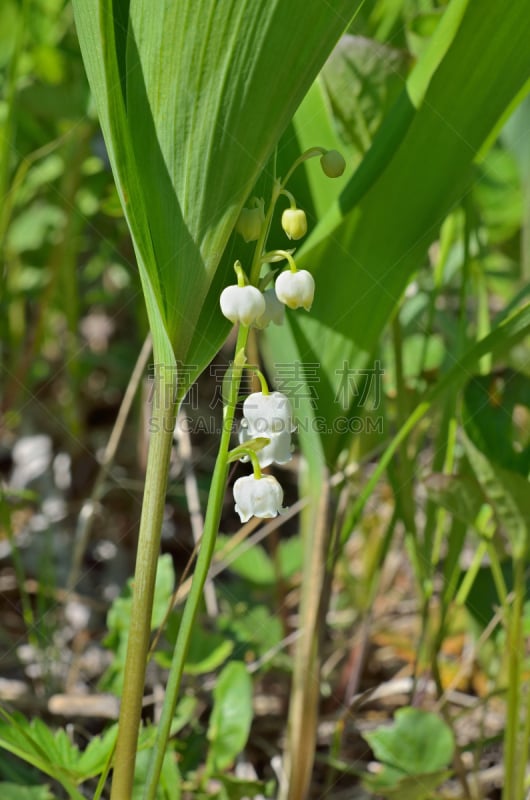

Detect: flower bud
[281,208,307,240]
[275,269,315,311]
[253,288,285,329]
[235,205,264,243]
[233,474,285,522]
[320,149,346,178]
[220,285,266,326]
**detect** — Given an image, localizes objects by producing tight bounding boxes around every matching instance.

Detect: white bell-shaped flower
[233,474,285,522]
[242,391,295,435]
[275,269,315,311]
[239,424,293,467]
[220,284,266,326]
[239,391,295,467]
[254,288,285,329]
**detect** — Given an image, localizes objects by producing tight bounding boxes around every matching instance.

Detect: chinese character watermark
[147,359,385,434]
[273,361,320,409]
[334,359,383,411]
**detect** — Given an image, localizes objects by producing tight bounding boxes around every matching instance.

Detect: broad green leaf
[502,93,530,276]
[424,472,486,528]
[265,0,530,466]
[101,554,175,692]
[363,768,452,800]
[7,204,65,253]
[105,553,174,643]
[274,34,406,259]
[278,535,303,579]
[216,534,302,584]
[184,631,234,676]
[0,786,54,800]
[216,774,275,799]
[206,661,253,773]
[215,534,276,585]
[473,145,523,244]
[221,603,283,662]
[77,724,118,777]
[159,619,234,676]
[171,695,199,735]
[363,707,455,775]
[462,560,514,630]
[319,35,407,161]
[72,0,362,384]
[288,80,351,222]
[462,370,530,475]
[133,747,181,800]
[0,0,18,66]
[0,711,86,800]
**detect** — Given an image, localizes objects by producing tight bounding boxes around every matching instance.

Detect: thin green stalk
[502,555,525,800]
[457,198,473,351]
[454,541,488,607]
[390,314,426,587]
[431,415,458,566]
[55,129,92,442]
[472,228,492,376]
[0,0,26,212]
[417,212,456,377]
[143,326,249,799]
[110,366,178,800]
[486,541,508,606]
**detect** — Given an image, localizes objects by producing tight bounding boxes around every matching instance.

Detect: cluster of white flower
[233,390,295,522]
[219,260,315,329]
[221,147,345,522]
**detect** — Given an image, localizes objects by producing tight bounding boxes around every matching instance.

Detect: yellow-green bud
[320,149,346,178]
[281,208,307,240]
[236,205,264,243]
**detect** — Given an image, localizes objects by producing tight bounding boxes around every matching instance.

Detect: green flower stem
[234,259,247,286]
[110,367,178,800]
[144,324,249,799]
[247,449,262,480]
[279,188,296,208]
[249,366,269,395]
[262,249,297,272]
[250,185,281,285]
[248,149,303,286]
[453,541,488,607]
[280,146,326,188]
